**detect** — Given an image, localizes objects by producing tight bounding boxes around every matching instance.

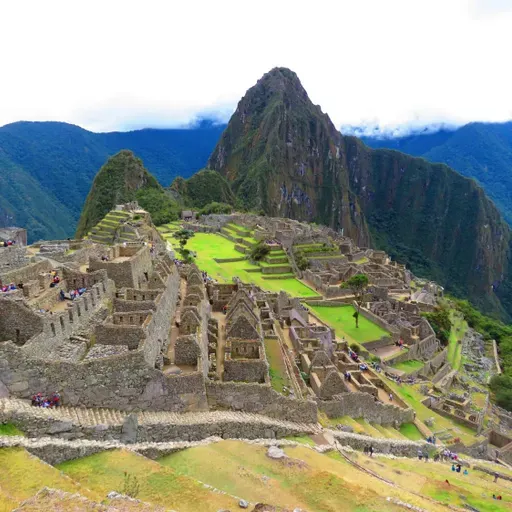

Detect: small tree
[174,229,195,263]
[122,472,140,498]
[250,242,270,262]
[343,273,369,328]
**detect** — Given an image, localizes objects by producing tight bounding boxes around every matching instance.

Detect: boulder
[120,413,138,444]
[266,446,286,460]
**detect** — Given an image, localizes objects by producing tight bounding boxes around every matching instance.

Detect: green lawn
[447,311,467,370]
[0,423,24,436]
[264,338,290,394]
[180,233,318,297]
[399,423,424,441]
[392,360,424,373]
[57,449,235,511]
[308,304,390,344]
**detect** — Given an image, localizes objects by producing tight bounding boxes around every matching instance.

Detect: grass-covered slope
[171,169,235,208]
[75,150,178,238]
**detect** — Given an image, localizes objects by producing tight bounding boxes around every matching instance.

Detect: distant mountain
[361,122,512,225]
[0,121,225,241]
[207,67,512,319]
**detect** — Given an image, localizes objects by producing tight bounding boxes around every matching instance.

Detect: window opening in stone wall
[60,317,65,331]
[51,323,56,336]
[144,272,149,281]
[15,329,20,344]
[69,310,73,323]
[77,305,81,317]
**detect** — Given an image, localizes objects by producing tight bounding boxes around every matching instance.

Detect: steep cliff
[208,67,369,247]
[344,137,511,317]
[207,68,512,319]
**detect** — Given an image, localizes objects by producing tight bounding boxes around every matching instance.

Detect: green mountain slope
[75,150,178,238]
[207,67,369,247]
[207,67,512,319]
[362,122,512,225]
[171,169,235,208]
[0,121,223,241]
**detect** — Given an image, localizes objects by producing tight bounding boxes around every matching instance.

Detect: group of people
[59,288,87,301]
[348,348,359,362]
[451,463,468,475]
[426,435,437,444]
[441,448,459,461]
[31,392,61,408]
[343,371,352,382]
[363,445,375,457]
[2,239,17,247]
[49,271,61,287]
[1,283,20,293]
[395,338,405,349]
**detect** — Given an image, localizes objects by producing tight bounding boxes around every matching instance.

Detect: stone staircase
[0,398,320,434]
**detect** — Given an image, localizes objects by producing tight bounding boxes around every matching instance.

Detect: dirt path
[212,311,226,380]
[166,278,187,364]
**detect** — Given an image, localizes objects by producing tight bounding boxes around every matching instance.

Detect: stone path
[0,397,320,434]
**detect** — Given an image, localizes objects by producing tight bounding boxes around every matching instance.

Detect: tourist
[451,464,456,471]
[463,469,468,476]
[389,393,393,402]
[369,445,374,457]
[418,450,423,461]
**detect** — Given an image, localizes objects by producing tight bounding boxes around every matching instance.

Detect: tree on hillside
[343,274,369,328]
[175,228,195,263]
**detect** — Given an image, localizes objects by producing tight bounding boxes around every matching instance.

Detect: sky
[1,0,511,136]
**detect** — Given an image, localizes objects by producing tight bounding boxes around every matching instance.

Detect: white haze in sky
[1,0,511,136]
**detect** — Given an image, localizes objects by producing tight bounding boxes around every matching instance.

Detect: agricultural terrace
[308,304,390,345]
[391,359,424,373]
[161,227,318,297]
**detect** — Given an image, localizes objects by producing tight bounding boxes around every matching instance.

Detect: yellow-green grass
[399,422,424,441]
[159,440,438,511]
[284,435,316,446]
[264,338,290,394]
[184,233,317,297]
[385,380,479,445]
[349,450,511,511]
[57,449,236,512]
[0,423,24,436]
[447,311,467,370]
[392,359,424,373]
[308,304,390,344]
[0,447,100,511]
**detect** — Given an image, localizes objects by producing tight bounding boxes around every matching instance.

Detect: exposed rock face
[208,67,369,247]
[208,67,512,319]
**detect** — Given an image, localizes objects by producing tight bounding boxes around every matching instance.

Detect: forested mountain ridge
[0,121,224,241]
[362,122,512,225]
[206,67,512,319]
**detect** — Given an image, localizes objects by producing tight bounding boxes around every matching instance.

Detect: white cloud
[1,0,511,135]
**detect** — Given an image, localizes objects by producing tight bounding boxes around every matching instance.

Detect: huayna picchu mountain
[207,68,370,247]
[76,150,178,238]
[207,67,512,319]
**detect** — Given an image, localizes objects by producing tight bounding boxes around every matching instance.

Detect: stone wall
[89,245,152,289]
[0,339,208,411]
[317,392,414,426]
[0,246,28,272]
[206,381,318,424]
[223,358,269,383]
[0,258,51,287]
[0,298,44,345]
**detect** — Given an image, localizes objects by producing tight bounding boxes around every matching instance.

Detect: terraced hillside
[159,222,319,297]
[86,209,137,245]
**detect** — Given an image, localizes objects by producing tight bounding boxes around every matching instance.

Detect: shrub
[199,201,233,215]
[122,472,140,498]
[349,343,360,354]
[250,242,270,261]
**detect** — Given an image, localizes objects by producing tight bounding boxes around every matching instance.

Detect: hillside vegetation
[0,121,223,241]
[362,121,512,225]
[75,150,179,238]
